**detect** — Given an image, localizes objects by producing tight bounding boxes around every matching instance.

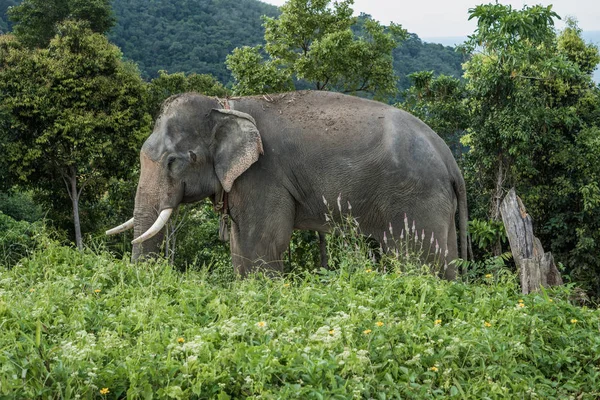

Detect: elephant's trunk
[131,151,165,261]
[132,205,164,261]
[132,209,173,244]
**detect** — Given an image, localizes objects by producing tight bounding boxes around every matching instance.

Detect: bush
[169,202,233,279]
[1,239,599,398]
[0,211,47,267]
[0,191,44,223]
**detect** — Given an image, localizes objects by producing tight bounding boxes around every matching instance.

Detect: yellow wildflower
[100,388,110,395]
[517,303,525,308]
[485,274,492,279]
[94,289,101,293]
[430,366,438,372]
[329,329,335,335]
[177,337,185,343]
[29,288,35,293]
[363,329,372,335]
[518,299,524,303]
[434,319,442,325]
[484,321,492,327]
[256,321,266,328]
[571,319,578,324]
[376,321,384,327]
[366,269,372,273]
[549,299,553,302]
[283,283,290,287]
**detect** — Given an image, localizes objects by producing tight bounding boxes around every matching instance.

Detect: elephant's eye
[167,156,176,168]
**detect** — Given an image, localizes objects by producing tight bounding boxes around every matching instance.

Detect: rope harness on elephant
[214,189,229,242]
[215,96,231,110]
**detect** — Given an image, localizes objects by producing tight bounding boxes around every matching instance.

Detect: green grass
[1,240,599,399]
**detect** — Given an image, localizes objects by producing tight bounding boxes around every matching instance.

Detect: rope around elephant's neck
[214,189,229,242]
[215,97,231,110]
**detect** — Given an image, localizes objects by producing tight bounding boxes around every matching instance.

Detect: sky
[260,0,600,39]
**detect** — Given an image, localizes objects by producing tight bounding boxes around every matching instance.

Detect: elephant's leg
[229,211,294,278]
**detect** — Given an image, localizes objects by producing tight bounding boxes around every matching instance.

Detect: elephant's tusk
[105,218,135,236]
[131,209,173,244]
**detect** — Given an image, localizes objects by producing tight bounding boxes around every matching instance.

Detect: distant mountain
[0,0,463,94]
[394,34,465,98]
[109,0,280,82]
[422,36,467,47]
[0,0,18,33]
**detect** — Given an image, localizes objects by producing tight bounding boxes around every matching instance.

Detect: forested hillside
[393,33,464,97]
[109,0,279,82]
[0,0,464,91]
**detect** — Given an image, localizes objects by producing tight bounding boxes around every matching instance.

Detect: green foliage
[0,211,47,266]
[1,0,464,99]
[0,0,18,33]
[225,45,294,96]
[288,230,322,272]
[227,0,407,98]
[464,8,600,290]
[468,219,507,254]
[1,241,600,398]
[109,0,279,82]
[0,21,152,247]
[8,0,114,48]
[0,190,43,222]
[168,202,232,278]
[404,7,600,294]
[392,34,466,99]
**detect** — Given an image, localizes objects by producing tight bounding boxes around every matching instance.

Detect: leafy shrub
[0,190,43,223]
[2,229,598,398]
[169,202,233,280]
[0,211,47,267]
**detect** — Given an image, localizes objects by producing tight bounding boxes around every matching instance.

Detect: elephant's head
[106,94,263,261]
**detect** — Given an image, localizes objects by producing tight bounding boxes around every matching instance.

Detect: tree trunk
[66,167,83,250]
[500,188,563,294]
[491,157,505,256]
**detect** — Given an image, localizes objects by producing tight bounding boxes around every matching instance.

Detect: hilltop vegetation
[109,0,280,82]
[0,0,463,90]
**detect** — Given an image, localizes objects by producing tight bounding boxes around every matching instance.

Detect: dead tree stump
[500,188,563,294]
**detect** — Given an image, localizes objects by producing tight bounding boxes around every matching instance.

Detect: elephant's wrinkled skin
[120,91,468,278]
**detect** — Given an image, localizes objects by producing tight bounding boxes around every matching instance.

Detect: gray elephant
[107,91,467,278]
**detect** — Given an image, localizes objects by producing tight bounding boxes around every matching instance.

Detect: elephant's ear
[210,108,264,192]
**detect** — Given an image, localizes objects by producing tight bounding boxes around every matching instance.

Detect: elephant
[107,90,468,279]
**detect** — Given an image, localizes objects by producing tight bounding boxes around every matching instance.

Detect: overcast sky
[260,0,600,39]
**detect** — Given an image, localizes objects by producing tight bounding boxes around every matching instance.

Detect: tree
[402,5,600,293]
[8,0,114,48]
[460,3,562,223]
[226,0,407,98]
[0,21,151,249]
[460,5,600,289]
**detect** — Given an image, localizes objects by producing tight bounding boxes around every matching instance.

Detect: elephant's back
[235,90,456,187]
[233,91,459,231]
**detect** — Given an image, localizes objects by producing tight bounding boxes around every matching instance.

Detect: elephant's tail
[454,176,469,261]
